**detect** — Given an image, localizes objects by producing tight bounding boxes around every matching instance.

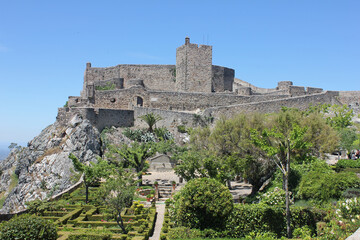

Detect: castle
[57,37,360,130]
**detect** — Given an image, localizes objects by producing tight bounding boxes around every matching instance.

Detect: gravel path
[149,201,165,240]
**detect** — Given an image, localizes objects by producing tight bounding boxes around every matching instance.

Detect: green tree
[98,171,135,234]
[174,177,233,230]
[300,111,339,158]
[139,113,162,132]
[109,142,156,186]
[174,150,211,181]
[339,128,357,154]
[69,154,111,203]
[0,214,57,240]
[251,110,311,238]
[326,104,354,129]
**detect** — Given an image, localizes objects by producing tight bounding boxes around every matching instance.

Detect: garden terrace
[35,185,157,240]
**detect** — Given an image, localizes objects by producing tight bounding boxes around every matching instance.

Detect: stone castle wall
[92,87,290,111]
[134,107,195,130]
[337,91,360,113]
[212,65,234,92]
[205,91,341,119]
[83,64,234,96]
[84,64,177,95]
[57,107,134,131]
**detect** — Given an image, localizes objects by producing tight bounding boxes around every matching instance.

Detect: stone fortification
[176,37,213,93]
[59,37,359,133]
[82,64,176,98]
[204,91,341,118]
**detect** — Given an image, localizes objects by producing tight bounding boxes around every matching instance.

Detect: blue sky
[0,0,359,148]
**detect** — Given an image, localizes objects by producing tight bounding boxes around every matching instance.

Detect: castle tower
[176,37,212,93]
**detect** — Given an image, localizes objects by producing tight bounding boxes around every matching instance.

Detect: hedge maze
[37,187,157,240]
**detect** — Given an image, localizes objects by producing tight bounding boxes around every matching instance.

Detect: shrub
[0,214,57,240]
[173,177,233,230]
[343,188,360,198]
[122,128,145,142]
[258,187,293,206]
[298,170,360,202]
[95,83,116,91]
[336,159,360,168]
[154,127,173,140]
[292,225,313,239]
[243,231,278,240]
[137,225,144,233]
[26,199,63,215]
[177,125,187,133]
[68,233,111,240]
[224,204,323,238]
[335,198,360,219]
[166,227,203,239]
[225,204,285,237]
[162,223,169,233]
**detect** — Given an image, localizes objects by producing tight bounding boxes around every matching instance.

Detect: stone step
[159,189,172,192]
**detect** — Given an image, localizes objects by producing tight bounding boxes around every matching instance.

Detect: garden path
[149,201,165,240]
[346,227,360,240]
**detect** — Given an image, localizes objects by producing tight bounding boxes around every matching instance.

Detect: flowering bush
[336,198,360,219]
[258,187,293,206]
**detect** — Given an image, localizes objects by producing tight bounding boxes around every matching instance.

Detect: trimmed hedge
[55,208,84,225]
[336,159,360,168]
[67,233,111,240]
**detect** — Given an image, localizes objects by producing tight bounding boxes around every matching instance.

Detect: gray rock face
[0,115,101,213]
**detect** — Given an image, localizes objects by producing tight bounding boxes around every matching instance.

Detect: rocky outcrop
[0,115,101,214]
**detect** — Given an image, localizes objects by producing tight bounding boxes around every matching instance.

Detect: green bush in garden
[173,177,233,230]
[335,198,360,219]
[68,233,111,240]
[258,187,292,206]
[336,159,360,168]
[298,170,360,202]
[225,204,285,237]
[0,214,58,240]
[223,204,323,238]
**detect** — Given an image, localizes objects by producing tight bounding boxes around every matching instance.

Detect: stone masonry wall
[57,107,134,131]
[212,65,234,92]
[84,64,176,94]
[93,87,290,111]
[94,87,150,110]
[134,107,195,130]
[337,91,360,113]
[176,38,212,93]
[204,91,341,119]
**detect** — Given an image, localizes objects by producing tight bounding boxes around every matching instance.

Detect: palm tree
[139,113,162,132]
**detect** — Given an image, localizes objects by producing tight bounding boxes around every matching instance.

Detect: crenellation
[289,86,306,97]
[307,87,323,94]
